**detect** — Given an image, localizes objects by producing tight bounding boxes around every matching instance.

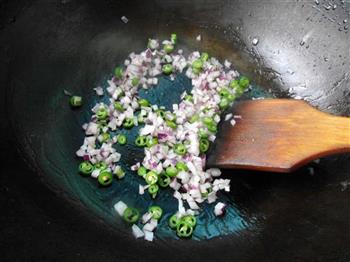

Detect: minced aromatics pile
[74,34,250,241]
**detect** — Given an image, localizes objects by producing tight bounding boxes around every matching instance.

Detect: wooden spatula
[207,99,350,173]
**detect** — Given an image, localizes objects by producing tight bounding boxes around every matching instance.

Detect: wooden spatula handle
[208,99,350,173]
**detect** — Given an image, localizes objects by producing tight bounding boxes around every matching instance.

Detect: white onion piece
[225,113,233,121]
[142,212,152,224]
[85,122,99,135]
[224,60,231,68]
[207,168,221,177]
[132,224,144,239]
[214,202,226,216]
[94,86,104,96]
[76,148,85,157]
[114,201,128,216]
[143,219,158,232]
[144,230,154,242]
[139,185,145,195]
[91,169,100,178]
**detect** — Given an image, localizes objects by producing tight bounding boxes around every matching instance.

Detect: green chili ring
[78,161,94,176]
[174,143,187,155]
[95,162,107,170]
[199,138,210,153]
[123,118,134,129]
[176,221,194,238]
[117,134,127,145]
[181,215,197,227]
[176,161,188,172]
[135,136,147,147]
[146,137,158,148]
[137,166,147,177]
[145,171,158,185]
[169,214,180,229]
[97,170,113,186]
[123,207,140,224]
[148,206,163,220]
[158,174,171,187]
[148,184,159,198]
[96,107,108,120]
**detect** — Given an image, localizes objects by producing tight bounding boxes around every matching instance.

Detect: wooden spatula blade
[207,99,350,173]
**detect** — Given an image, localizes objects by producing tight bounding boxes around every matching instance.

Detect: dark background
[0,3,121,261]
[0,1,148,261]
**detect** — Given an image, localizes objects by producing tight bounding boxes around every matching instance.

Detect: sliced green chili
[165,166,178,177]
[189,114,199,124]
[229,79,240,89]
[163,43,174,53]
[94,162,107,170]
[123,118,134,129]
[145,171,158,185]
[192,59,203,70]
[199,138,210,153]
[175,161,188,172]
[162,64,173,75]
[114,167,125,179]
[219,88,230,98]
[114,66,123,79]
[176,221,194,238]
[181,215,197,227]
[138,98,150,107]
[117,134,127,145]
[137,166,147,177]
[131,77,140,86]
[169,214,179,229]
[96,107,108,120]
[158,173,171,187]
[101,133,110,143]
[137,114,145,124]
[200,52,209,62]
[97,170,113,186]
[156,109,165,118]
[184,94,193,102]
[203,116,215,126]
[148,184,159,198]
[198,128,208,139]
[148,206,163,220]
[174,143,187,155]
[78,161,94,176]
[114,101,124,112]
[166,120,177,129]
[207,123,217,133]
[123,207,139,224]
[135,135,147,147]
[146,136,158,148]
[219,97,230,110]
[69,96,82,107]
[239,76,250,89]
[171,33,177,44]
[227,93,236,102]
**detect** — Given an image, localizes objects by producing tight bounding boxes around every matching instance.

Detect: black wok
[0,0,349,261]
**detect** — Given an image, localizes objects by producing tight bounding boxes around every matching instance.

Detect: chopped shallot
[94,86,104,96]
[214,202,226,216]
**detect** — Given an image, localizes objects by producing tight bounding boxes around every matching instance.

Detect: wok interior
[3,0,350,260]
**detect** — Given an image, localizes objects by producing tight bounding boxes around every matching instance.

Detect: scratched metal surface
[1,0,349,261]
